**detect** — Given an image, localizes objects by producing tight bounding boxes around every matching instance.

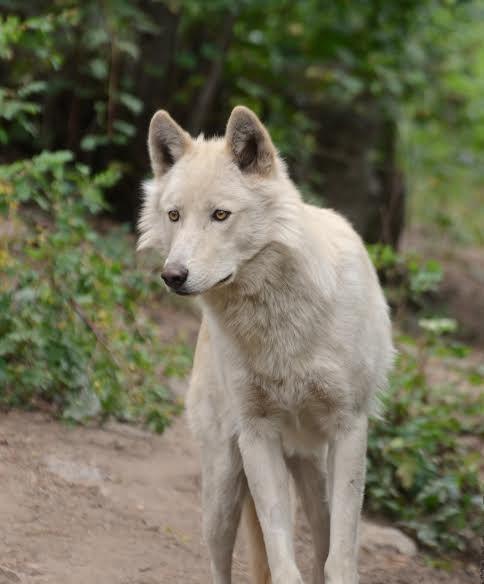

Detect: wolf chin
[138,106,394,584]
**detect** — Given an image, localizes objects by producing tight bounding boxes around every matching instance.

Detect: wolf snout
[161,263,189,290]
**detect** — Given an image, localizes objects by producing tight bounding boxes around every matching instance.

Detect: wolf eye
[212,209,231,222]
[168,209,180,222]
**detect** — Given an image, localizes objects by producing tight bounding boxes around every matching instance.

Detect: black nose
[161,263,189,290]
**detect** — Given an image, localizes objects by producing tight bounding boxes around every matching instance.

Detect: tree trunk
[312,104,405,247]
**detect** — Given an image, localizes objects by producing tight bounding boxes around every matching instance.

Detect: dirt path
[0,410,477,584]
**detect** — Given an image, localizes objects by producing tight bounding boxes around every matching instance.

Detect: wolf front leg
[238,424,303,584]
[287,451,330,584]
[201,440,247,584]
[324,416,368,584]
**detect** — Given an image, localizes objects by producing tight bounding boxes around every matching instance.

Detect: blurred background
[0,0,483,581]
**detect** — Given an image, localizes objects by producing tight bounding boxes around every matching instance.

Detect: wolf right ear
[148,110,191,178]
[226,106,276,175]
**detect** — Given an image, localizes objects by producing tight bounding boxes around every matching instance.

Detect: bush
[367,243,443,311]
[364,247,482,553]
[366,332,483,553]
[0,151,187,431]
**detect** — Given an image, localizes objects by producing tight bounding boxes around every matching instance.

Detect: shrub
[0,151,187,431]
[366,333,482,553]
[367,243,443,310]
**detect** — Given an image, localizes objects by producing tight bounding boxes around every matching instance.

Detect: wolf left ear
[225,106,276,175]
[148,110,191,178]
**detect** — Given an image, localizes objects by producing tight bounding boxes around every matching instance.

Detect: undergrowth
[365,247,483,554]
[0,151,190,432]
[367,336,482,554]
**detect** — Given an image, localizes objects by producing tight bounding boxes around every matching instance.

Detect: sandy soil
[0,410,477,584]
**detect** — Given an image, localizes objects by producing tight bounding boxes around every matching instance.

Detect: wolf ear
[225,106,275,174]
[148,110,191,178]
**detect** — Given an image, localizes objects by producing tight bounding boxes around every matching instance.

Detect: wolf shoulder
[302,202,393,346]
[302,203,366,255]
[300,203,382,295]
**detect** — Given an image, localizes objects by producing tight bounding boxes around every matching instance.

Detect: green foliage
[0,5,189,429]
[3,1,482,207]
[418,317,457,336]
[402,1,484,244]
[0,152,187,427]
[367,244,443,309]
[365,247,482,553]
[0,3,150,156]
[367,336,483,553]
[0,9,79,143]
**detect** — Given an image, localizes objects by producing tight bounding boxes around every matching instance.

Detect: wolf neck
[202,239,332,378]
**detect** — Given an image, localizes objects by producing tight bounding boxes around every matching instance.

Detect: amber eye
[168,209,180,222]
[212,209,231,222]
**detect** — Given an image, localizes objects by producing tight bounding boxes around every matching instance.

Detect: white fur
[138,107,394,584]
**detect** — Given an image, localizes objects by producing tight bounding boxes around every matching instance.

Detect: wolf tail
[243,492,271,584]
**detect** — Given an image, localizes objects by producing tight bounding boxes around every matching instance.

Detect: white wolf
[138,106,394,584]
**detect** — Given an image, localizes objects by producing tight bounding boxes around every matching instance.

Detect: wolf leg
[287,451,330,584]
[238,426,303,584]
[201,439,247,584]
[324,416,368,584]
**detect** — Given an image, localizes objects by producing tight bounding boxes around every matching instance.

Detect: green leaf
[63,386,102,422]
[119,92,143,115]
[418,318,458,336]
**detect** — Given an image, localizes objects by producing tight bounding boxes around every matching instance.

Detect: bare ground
[0,410,477,584]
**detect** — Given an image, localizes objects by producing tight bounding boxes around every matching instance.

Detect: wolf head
[137,106,301,296]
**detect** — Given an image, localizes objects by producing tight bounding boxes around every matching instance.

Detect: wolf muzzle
[161,263,189,291]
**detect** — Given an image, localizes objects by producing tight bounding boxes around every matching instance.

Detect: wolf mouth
[175,273,233,296]
[216,273,233,285]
